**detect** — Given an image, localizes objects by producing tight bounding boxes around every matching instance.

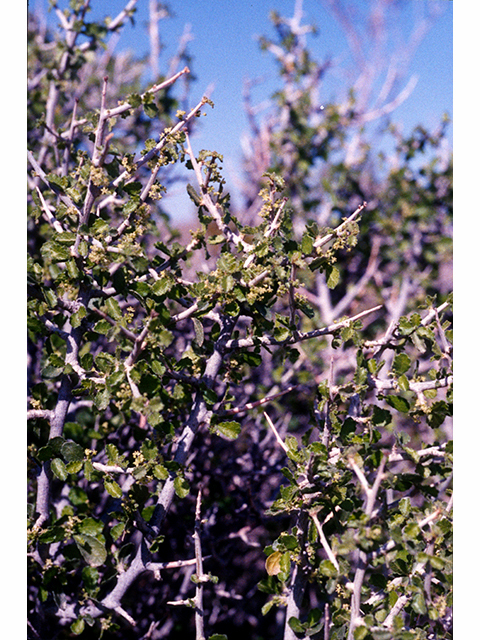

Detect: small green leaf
[397,374,410,391]
[66,461,83,474]
[319,559,337,577]
[301,233,314,254]
[105,297,122,320]
[287,617,305,633]
[153,464,169,480]
[192,317,204,347]
[412,591,427,615]
[51,457,68,480]
[393,353,411,376]
[110,523,126,541]
[325,265,340,289]
[399,497,411,516]
[93,386,110,410]
[385,395,410,413]
[216,421,241,440]
[73,534,107,567]
[371,406,392,427]
[82,566,100,594]
[141,439,158,461]
[104,478,123,499]
[41,239,71,263]
[70,618,85,635]
[78,517,104,537]
[353,626,369,640]
[61,441,84,462]
[187,183,202,206]
[173,475,190,499]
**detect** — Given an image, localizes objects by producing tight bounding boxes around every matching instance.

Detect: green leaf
[393,353,411,376]
[73,534,107,567]
[82,566,100,594]
[66,460,83,474]
[151,360,166,377]
[399,497,411,517]
[61,441,84,462]
[325,265,340,289]
[141,439,158,461]
[192,317,204,347]
[371,405,392,427]
[187,183,202,206]
[173,475,190,499]
[216,421,241,440]
[78,517,104,537]
[397,374,410,391]
[319,559,337,577]
[153,464,169,480]
[93,386,110,410]
[70,305,87,328]
[105,297,122,320]
[41,239,71,263]
[288,617,305,634]
[70,618,85,635]
[301,233,314,255]
[110,523,126,541]
[51,457,68,480]
[104,478,123,499]
[385,395,410,413]
[403,522,421,540]
[412,591,427,615]
[354,626,369,640]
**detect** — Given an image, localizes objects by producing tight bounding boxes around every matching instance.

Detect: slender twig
[367,374,452,394]
[107,0,138,32]
[382,594,409,630]
[112,96,208,189]
[310,510,339,572]
[221,385,299,416]
[313,201,367,249]
[193,486,207,640]
[79,75,110,228]
[225,304,383,350]
[106,67,190,121]
[34,186,65,233]
[283,509,310,640]
[27,150,82,218]
[263,412,289,455]
[184,132,253,255]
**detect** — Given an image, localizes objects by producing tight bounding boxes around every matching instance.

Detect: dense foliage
[27,2,452,639]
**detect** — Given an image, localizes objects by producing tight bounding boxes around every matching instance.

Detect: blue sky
[29,0,453,216]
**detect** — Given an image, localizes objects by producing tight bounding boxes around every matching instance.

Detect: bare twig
[310,510,339,572]
[263,411,289,455]
[221,385,299,416]
[225,304,383,350]
[193,486,207,640]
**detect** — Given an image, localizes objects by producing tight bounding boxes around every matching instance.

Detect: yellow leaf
[265,551,282,576]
